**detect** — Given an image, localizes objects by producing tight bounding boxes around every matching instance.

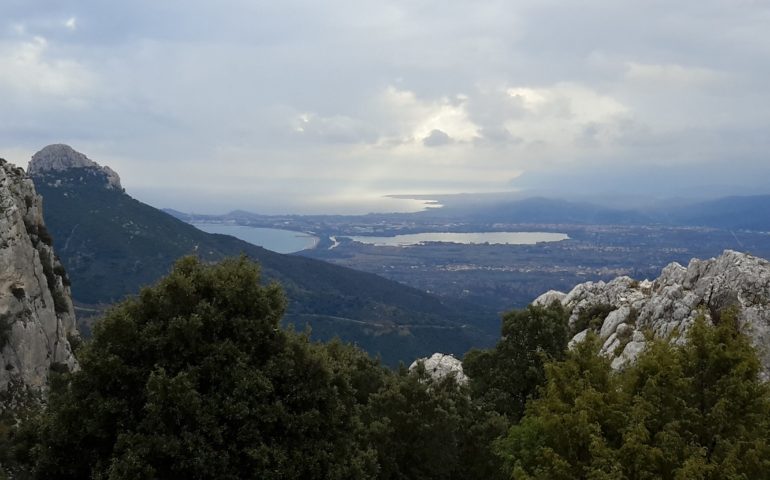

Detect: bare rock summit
[28,144,121,190]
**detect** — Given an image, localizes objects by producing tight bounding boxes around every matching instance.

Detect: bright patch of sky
[1,0,769,213]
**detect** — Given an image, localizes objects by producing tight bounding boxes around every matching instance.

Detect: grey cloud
[423,129,453,147]
[474,127,522,146]
[1,0,770,213]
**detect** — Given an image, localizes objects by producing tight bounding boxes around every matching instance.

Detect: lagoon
[193,224,318,254]
[346,231,569,247]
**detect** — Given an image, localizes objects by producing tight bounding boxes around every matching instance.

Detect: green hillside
[31,167,497,364]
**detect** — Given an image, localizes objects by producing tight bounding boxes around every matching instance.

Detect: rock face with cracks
[534,250,770,377]
[0,158,78,395]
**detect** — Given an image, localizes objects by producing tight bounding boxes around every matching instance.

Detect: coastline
[191,223,320,254]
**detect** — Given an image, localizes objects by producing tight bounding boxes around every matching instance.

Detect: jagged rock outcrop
[0,158,78,395]
[409,352,468,385]
[28,144,122,190]
[534,250,770,377]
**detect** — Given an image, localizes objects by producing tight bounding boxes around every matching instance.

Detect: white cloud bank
[1,0,769,213]
[0,36,93,98]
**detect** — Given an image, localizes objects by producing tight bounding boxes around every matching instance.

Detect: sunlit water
[346,231,569,247]
[193,224,318,254]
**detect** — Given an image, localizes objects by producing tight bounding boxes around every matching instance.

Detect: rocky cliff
[534,250,770,377]
[0,158,78,396]
[28,144,122,190]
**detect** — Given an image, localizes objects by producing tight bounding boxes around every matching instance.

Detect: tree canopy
[7,256,504,480]
[499,311,770,479]
[29,257,381,479]
[4,257,770,480]
[463,301,570,420]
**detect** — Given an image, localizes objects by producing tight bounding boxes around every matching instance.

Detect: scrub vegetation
[2,258,769,479]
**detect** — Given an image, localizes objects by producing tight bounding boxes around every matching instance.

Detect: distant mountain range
[417,196,654,225]
[413,193,770,230]
[28,145,497,365]
[171,192,770,232]
[654,195,770,231]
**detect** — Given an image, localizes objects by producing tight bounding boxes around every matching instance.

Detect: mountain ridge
[26,145,497,365]
[167,193,770,232]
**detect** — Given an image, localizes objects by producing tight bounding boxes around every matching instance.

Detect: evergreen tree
[28,257,381,480]
[463,302,570,420]
[365,364,507,480]
[12,255,770,480]
[499,312,770,480]
[498,333,626,479]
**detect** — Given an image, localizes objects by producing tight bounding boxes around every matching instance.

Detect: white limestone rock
[532,290,566,307]
[602,332,620,355]
[28,144,122,190]
[0,158,79,395]
[569,329,589,349]
[409,353,468,385]
[541,251,770,377]
[612,338,647,370]
[600,306,630,340]
[616,323,633,338]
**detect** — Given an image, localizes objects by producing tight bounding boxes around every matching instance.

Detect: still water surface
[347,231,569,247]
[193,224,318,254]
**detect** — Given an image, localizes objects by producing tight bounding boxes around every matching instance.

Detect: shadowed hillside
[28,145,497,364]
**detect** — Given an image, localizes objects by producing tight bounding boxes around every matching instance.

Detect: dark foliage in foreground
[3,257,770,479]
[464,302,570,421]
[2,257,502,480]
[500,312,770,479]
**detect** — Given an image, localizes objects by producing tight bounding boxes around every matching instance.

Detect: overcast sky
[1,0,769,213]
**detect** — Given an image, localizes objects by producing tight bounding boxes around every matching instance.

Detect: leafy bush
[15,256,508,480]
[6,256,769,480]
[570,303,615,335]
[25,256,394,479]
[499,311,770,479]
[464,302,570,421]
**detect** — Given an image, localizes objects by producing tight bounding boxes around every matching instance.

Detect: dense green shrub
[13,256,502,480]
[464,302,570,421]
[5,256,769,480]
[570,303,615,335]
[27,257,379,480]
[499,311,770,479]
